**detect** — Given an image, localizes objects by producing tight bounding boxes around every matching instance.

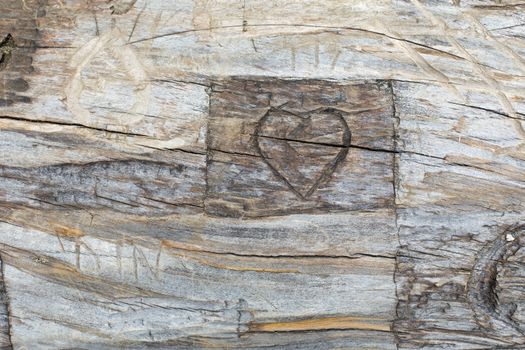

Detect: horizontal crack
[162,243,394,261]
[138,144,206,156]
[449,102,525,121]
[151,78,211,88]
[0,115,152,138]
[226,133,448,161]
[255,134,349,148]
[209,148,262,158]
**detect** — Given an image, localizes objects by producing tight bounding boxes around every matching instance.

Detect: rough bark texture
[0,0,524,349]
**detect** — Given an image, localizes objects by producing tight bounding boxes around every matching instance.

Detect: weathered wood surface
[0,0,525,349]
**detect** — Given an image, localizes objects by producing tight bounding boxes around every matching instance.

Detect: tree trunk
[1,0,524,348]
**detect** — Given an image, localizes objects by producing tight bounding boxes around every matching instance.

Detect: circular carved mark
[255,107,351,200]
[467,224,525,339]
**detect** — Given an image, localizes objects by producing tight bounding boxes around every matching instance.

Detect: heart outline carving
[254,107,351,200]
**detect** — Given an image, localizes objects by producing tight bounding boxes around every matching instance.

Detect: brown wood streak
[249,316,392,333]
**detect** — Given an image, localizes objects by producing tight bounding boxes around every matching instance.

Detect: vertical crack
[389,79,402,350]
[389,80,401,247]
[203,83,213,214]
[0,256,13,350]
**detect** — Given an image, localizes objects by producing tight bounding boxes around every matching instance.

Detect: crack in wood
[0,256,12,350]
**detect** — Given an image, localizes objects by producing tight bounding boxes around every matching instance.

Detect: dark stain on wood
[206,78,395,218]
[0,158,206,216]
[0,0,48,107]
[0,34,15,72]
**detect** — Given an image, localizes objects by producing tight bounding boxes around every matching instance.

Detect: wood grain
[0,0,524,349]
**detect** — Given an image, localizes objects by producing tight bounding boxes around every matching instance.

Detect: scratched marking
[409,0,525,143]
[65,28,151,130]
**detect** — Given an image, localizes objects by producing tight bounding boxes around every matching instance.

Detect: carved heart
[255,108,351,199]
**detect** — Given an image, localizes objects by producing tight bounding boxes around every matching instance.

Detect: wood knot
[467,224,525,341]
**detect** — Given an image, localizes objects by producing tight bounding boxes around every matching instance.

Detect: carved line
[65,29,150,127]
[467,224,525,340]
[254,107,351,200]
[409,0,525,143]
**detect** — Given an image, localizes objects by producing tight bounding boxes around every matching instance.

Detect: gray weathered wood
[1,0,525,349]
